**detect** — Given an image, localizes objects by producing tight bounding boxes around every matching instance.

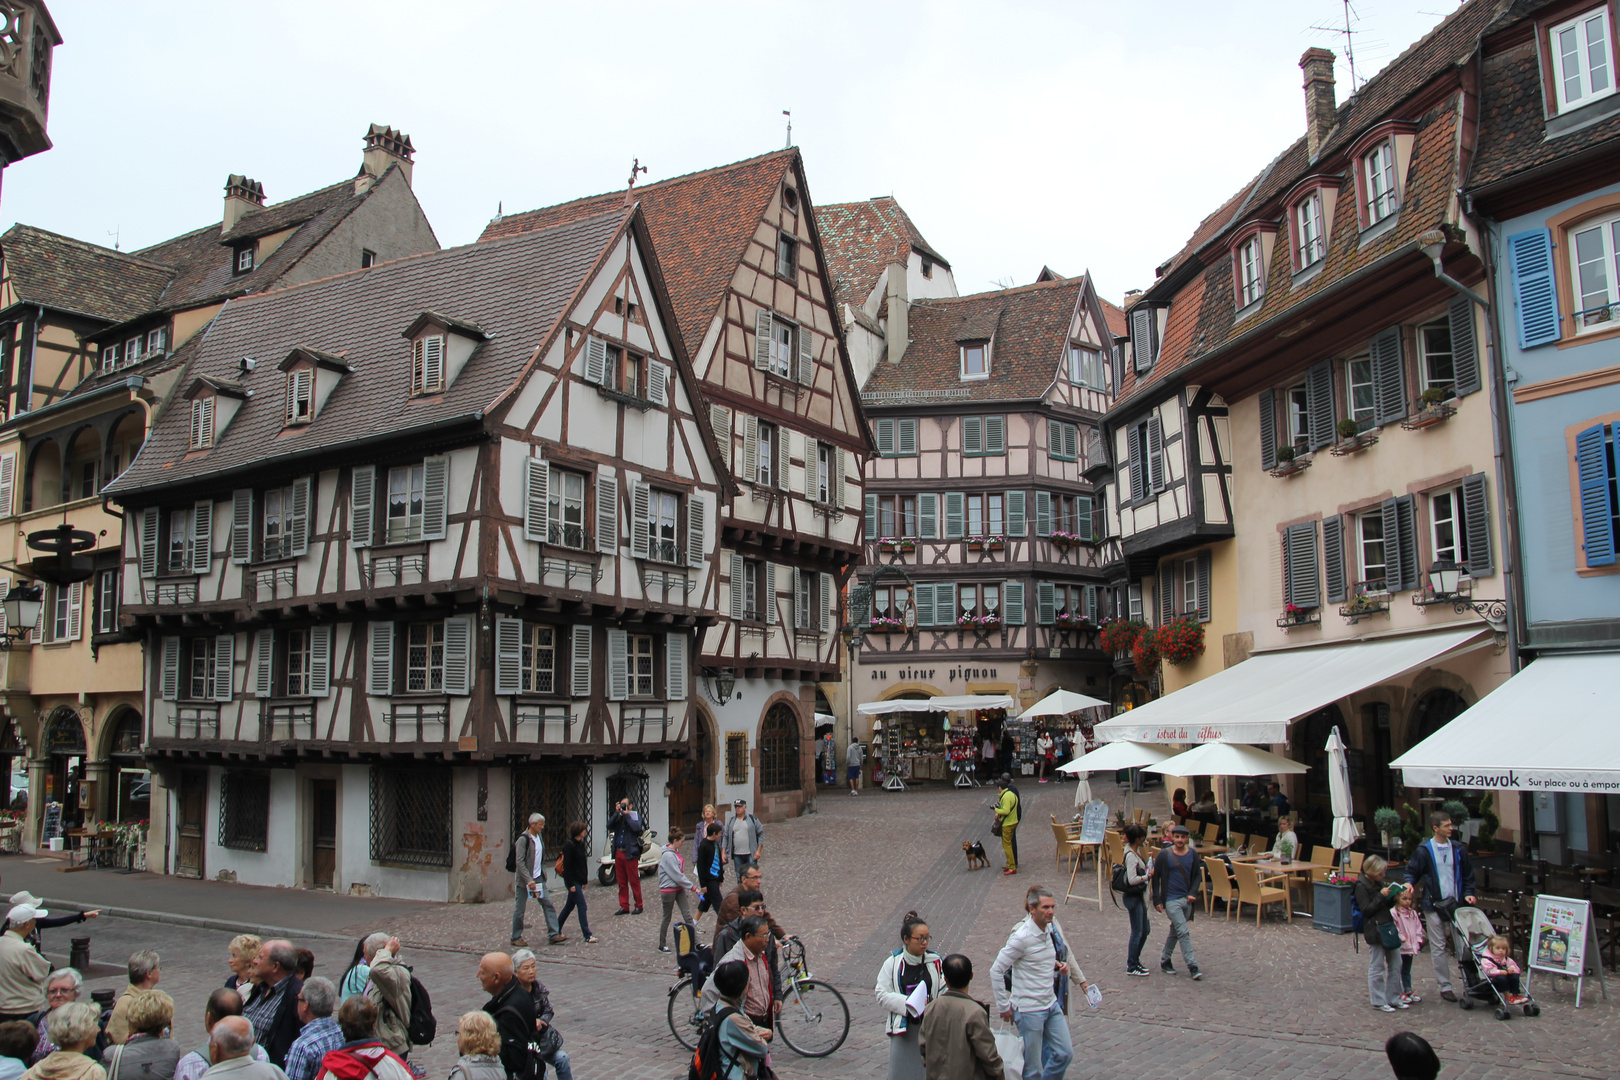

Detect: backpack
[505,833,523,873]
[688,1005,739,1080]
[406,974,437,1045]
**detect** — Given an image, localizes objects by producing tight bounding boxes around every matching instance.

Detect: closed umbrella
[1326,726,1362,853]
[1146,742,1308,848]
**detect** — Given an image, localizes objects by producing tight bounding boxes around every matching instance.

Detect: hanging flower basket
[1131,627,1161,671]
[1098,618,1146,654]
[1156,619,1205,666]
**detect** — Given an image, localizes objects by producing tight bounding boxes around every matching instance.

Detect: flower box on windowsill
[957,616,1002,632]
[1050,531,1086,549]
[868,617,904,635]
[1339,586,1390,624]
[1268,456,1312,479]
[1400,401,1457,431]
[1329,431,1380,457]
[1276,605,1321,630]
[1053,614,1095,632]
[877,539,916,555]
[966,537,1005,552]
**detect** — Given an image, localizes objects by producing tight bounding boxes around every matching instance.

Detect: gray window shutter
[596,473,618,554]
[914,583,934,627]
[191,501,213,574]
[368,621,395,696]
[776,430,791,492]
[1004,581,1025,625]
[231,489,253,564]
[495,616,523,696]
[1306,359,1335,452]
[791,566,803,629]
[310,625,332,697]
[1159,561,1177,624]
[1258,388,1278,471]
[730,553,745,620]
[606,628,628,701]
[797,326,814,386]
[936,582,956,623]
[522,454,549,542]
[1322,514,1346,604]
[865,494,879,538]
[140,506,160,577]
[1287,522,1320,608]
[1129,426,1147,501]
[985,416,1005,454]
[687,494,706,567]
[1462,473,1493,577]
[1079,494,1095,541]
[918,493,939,539]
[65,583,81,642]
[1196,550,1212,622]
[763,562,777,625]
[1048,418,1062,458]
[743,414,759,477]
[442,616,473,695]
[350,465,375,548]
[1371,326,1407,426]
[0,453,13,515]
[945,492,965,538]
[1085,585,1099,622]
[803,437,819,499]
[584,337,608,384]
[160,636,180,701]
[875,418,894,457]
[1395,494,1419,591]
[1006,490,1027,537]
[1450,297,1481,397]
[1035,491,1052,537]
[212,633,234,703]
[648,361,670,406]
[1065,424,1079,462]
[1131,308,1156,371]
[571,625,592,697]
[667,631,688,701]
[421,455,449,540]
[254,630,273,698]
[289,476,311,556]
[834,449,847,508]
[754,309,774,371]
[820,573,833,634]
[962,417,983,456]
[710,404,731,451]
[1037,582,1056,625]
[631,481,651,559]
[1380,498,1403,592]
[1146,416,1164,491]
[898,418,917,456]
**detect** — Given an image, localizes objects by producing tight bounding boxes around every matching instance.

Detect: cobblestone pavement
[21,778,1618,1079]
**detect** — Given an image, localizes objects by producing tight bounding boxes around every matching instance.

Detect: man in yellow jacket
[994,775,1020,875]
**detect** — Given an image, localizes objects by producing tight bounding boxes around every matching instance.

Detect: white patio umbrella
[1326,726,1363,853]
[1058,741,1176,819]
[1019,689,1110,719]
[1145,742,1308,846]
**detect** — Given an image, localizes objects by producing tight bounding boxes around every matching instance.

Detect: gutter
[0,375,143,435]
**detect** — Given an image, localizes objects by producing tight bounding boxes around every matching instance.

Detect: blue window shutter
[1577,423,1616,567]
[1506,228,1561,348]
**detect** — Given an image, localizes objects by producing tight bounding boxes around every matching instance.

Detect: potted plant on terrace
[877,536,915,554]
[1331,417,1379,456]
[1050,529,1085,549]
[957,611,1002,632]
[1374,807,1402,847]
[1470,793,1512,871]
[1269,443,1311,478]
[1403,386,1457,430]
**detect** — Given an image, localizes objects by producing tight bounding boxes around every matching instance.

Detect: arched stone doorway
[668,705,715,832]
[104,710,148,822]
[759,704,801,798]
[43,708,87,835]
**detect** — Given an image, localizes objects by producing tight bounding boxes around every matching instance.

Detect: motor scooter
[597,827,660,886]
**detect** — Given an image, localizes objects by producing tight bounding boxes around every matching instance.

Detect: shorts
[848,765,861,781]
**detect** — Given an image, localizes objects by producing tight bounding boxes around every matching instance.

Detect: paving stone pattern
[21,778,1618,1079]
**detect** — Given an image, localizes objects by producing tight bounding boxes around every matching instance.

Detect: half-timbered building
[851,273,1122,741]
[482,151,869,823]
[105,206,728,899]
[0,125,439,853]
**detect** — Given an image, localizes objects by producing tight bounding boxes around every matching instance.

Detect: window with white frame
[1069,345,1105,389]
[777,232,798,281]
[1288,385,1310,445]
[1571,212,1620,330]
[767,321,794,379]
[101,343,120,372]
[742,559,760,621]
[628,633,654,697]
[1239,236,1265,306]
[1364,141,1399,223]
[1357,513,1387,591]
[126,336,144,365]
[1296,192,1326,267]
[1127,583,1143,620]
[387,464,426,543]
[1183,557,1198,614]
[649,489,679,563]
[48,583,69,641]
[95,568,118,635]
[520,623,555,694]
[405,621,445,692]
[795,571,814,631]
[147,327,167,354]
[1418,317,1457,395]
[756,421,777,488]
[282,628,311,697]
[816,444,832,503]
[966,492,1004,538]
[548,468,587,548]
[235,246,254,274]
[1345,355,1375,428]
[1552,8,1615,112]
[187,637,218,700]
[961,341,988,378]
[168,512,191,573]
[262,484,298,560]
[1430,486,1470,568]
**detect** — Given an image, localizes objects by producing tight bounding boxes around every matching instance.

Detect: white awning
[857,699,937,716]
[929,694,1016,712]
[1018,689,1109,719]
[1392,652,1620,792]
[1095,626,1491,744]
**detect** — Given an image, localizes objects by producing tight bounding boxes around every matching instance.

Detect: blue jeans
[512,879,560,941]
[1012,1002,1072,1080]
[557,883,591,938]
[540,1047,572,1080]
[1159,896,1197,969]
[731,853,757,880]
[1123,891,1150,970]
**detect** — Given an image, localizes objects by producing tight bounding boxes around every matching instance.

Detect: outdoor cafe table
[1228,855,1336,916]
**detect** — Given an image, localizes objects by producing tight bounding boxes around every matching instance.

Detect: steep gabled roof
[0,225,175,323]
[863,279,1081,404]
[479,150,799,353]
[107,209,633,496]
[816,196,950,308]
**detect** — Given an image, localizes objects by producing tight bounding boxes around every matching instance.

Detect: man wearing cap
[721,799,764,881]
[6,892,98,952]
[1150,825,1206,980]
[0,903,50,1021]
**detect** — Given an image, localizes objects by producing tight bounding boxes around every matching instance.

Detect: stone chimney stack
[221,174,265,234]
[1300,48,1338,160]
[884,261,909,366]
[357,123,414,194]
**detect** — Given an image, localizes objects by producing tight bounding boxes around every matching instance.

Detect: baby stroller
[1447,904,1540,1020]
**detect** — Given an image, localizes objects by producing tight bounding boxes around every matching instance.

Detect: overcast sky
[4,1,1459,305]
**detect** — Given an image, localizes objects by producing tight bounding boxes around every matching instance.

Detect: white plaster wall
[201,766,298,887]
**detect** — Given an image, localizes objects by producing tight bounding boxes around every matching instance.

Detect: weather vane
[783,110,792,148]
[627,158,648,191]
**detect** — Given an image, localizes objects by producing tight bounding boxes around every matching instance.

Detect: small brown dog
[962,840,990,870]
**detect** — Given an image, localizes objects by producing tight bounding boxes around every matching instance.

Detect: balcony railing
[510,703,577,745]
[640,566,694,604]
[547,522,591,550]
[1576,301,1620,332]
[621,707,673,744]
[254,565,297,603]
[172,704,220,739]
[539,555,601,591]
[366,554,427,588]
[387,701,449,742]
[143,579,199,605]
[264,701,316,741]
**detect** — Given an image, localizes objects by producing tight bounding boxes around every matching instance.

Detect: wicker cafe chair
[1203,855,1236,919]
[1231,861,1291,926]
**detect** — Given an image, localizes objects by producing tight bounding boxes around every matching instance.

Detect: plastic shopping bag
[993,1023,1024,1080]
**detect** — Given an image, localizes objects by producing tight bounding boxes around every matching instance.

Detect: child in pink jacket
[1392,887,1425,1005]
[1481,934,1526,1003]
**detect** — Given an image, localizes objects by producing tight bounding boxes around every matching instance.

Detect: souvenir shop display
[948,725,980,788]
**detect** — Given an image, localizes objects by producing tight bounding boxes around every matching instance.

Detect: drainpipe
[1417,229,1521,676]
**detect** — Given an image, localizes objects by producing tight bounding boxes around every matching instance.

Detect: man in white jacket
[990,887,1089,1080]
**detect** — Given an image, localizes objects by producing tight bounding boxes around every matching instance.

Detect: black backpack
[406,974,437,1045]
[688,1005,739,1080]
[505,833,525,873]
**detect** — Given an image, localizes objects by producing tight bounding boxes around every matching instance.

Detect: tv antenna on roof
[1310,0,1363,91]
[783,110,792,148]
[107,227,119,251]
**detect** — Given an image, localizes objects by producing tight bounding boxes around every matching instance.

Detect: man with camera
[607,797,646,916]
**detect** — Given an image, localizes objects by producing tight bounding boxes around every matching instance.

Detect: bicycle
[666,936,850,1058]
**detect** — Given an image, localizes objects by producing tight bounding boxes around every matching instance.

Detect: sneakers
[1160,961,1177,976]
[1127,966,1150,977]
[1393,1000,1409,1009]
[1188,966,1203,981]
[658,945,671,953]
[1399,992,1422,1005]
[1376,1004,1397,1013]
[510,937,528,947]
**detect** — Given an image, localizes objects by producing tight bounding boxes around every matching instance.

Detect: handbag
[554,853,564,876]
[991,819,1003,837]
[1378,919,1403,950]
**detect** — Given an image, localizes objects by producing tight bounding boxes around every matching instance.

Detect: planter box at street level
[1313,881,1355,934]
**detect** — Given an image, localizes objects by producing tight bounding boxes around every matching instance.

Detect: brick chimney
[1300,48,1338,161]
[357,123,414,194]
[221,174,265,234]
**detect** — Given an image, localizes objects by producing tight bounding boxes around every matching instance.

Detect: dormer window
[1552,8,1615,113]
[412,334,446,395]
[234,245,254,274]
[147,327,167,355]
[1295,192,1326,268]
[285,369,313,425]
[1131,308,1158,373]
[361,249,377,269]
[961,341,989,379]
[125,336,144,365]
[190,397,216,450]
[100,343,120,373]
[921,255,934,278]
[1238,236,1265,306]
[1364,140,1399,224]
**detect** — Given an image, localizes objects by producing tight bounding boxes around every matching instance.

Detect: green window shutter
[914,583,935,626]
[865,493,879,538]
[898,417,918,456]
[1037,582,1056,625]
[1078,495,1094,542]
[876,418,895,457]
[1006,491,1027,537]
[918,493,939,539]
[1003,581,1025,625]
[945,492,965,538]
[1035,491,1052,537]
[985,416,1005,454]
[962,417,983,456]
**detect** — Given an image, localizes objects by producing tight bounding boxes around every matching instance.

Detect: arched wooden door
[668,709,714,832]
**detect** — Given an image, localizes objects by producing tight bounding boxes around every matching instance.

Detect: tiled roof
[0,225,175,323]
[816,196,949,309]
[1468,16,1620,191]
[106,209,632,496]
[1098,296,1126,340]
[478,150,798,355]
[862,279,1081,405]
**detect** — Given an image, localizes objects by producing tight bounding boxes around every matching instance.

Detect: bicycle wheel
[775,977,849,1057]
[666,977,704,1050]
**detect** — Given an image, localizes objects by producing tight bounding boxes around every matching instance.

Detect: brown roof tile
[0,225,175,323]
[816,196,949,309]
